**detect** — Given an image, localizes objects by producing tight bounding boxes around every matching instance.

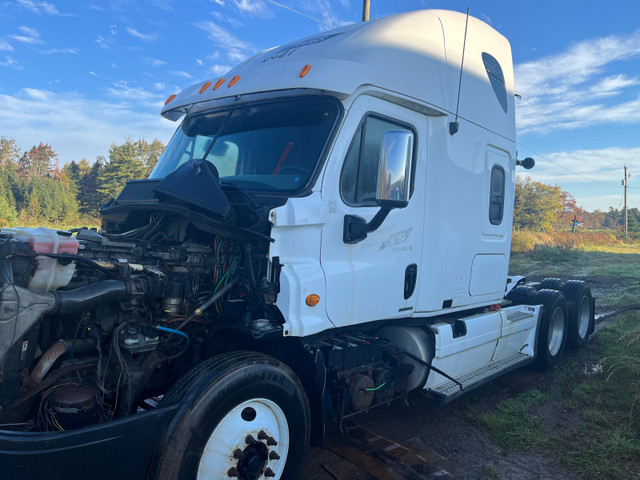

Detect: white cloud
[516,146,640,211]
[150,0,173,11]
[0,88,176,164]
[106,80,161,105]
[125,27,159,43]
[515,29,640,134]
[231,0,274,19]
[210,10,245,28]
[89,71,98,77]
[587,74,640,99]
[9,26,42,44]
[153,82,167,90]
[96,34,114,50]
[0,40,13,51]
[196,21,253,54]
[196,58,204,66]
[300,0,352,29]
[37,47,78,55]
[145,57,167,67]
[208,64,232,76]
[170,70,193,79]
[227,48,247,63]
[0,56,22,69]
[533,147,637,183]
[17,0,63,15]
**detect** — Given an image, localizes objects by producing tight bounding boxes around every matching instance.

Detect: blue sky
[1,0,639,212]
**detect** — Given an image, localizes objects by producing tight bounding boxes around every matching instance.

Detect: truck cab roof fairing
[162,10,515,141]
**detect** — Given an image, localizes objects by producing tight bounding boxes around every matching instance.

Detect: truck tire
[534,289,568,370]
[562,280,594,349]
[506,285,537,305]
[150,351,310,480]
[540,278,565,291]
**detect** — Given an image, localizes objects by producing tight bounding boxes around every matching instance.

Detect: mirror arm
[343,203,393,244]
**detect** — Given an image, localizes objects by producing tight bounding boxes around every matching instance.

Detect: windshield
[150,97,341,194]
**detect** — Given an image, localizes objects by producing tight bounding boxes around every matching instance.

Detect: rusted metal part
[30,340,68,384]
[30,338,98,384]
[6,361,96,414]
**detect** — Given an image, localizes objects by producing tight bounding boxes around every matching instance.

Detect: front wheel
[150,351,310,480]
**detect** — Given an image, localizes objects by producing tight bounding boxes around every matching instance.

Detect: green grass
[468,390,547,451]
[509,245,640,309]
[558,313,640,478]
[510,248,640,278]
[470,313,640,479]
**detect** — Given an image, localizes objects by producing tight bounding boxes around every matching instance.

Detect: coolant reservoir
[1,227,78,291]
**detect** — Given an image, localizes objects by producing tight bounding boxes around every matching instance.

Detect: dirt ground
[302,266,638,480]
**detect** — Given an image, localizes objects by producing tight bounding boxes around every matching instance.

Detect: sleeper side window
[489,165,505,225]
[340,115,415,206]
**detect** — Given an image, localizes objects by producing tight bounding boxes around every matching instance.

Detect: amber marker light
[213,78,225,90]
[199,82,212,94]
[306,294,320,307]
[228,75,241,87]
[164,94,177,105]
[299,64,312,78]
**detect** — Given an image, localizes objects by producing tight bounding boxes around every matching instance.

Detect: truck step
[428,351,530,399]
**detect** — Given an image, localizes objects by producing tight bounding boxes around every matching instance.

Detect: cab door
[320,95,427,328]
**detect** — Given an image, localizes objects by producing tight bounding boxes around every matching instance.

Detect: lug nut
[258,430,268,440]
[264,468,276,477]
[269,451,281,460]
[245,434,256,445]
[266,436,278,446]
[233,449,244,459]
[227,467,239,477]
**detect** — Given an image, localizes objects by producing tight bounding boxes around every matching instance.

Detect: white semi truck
[0,9,594,480]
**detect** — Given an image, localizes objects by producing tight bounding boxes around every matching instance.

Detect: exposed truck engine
[0,9,596,480]
[0,211,278,431]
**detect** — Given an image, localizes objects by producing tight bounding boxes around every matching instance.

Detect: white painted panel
[469,254,506,296]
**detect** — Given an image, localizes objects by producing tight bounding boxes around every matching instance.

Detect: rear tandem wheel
[562,280,594,349]
[533,289,568,370]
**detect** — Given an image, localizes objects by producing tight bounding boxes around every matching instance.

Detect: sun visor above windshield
[153,160,231,220]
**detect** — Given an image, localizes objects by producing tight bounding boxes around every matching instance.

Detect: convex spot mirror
[376,130,413,208]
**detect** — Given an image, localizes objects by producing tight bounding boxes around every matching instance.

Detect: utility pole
[623,165,628,236]
[362,0,370,21]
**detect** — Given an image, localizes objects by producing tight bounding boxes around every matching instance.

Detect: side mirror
[344,130,414,244]
[516,157,535,170]
[376,130,414,208]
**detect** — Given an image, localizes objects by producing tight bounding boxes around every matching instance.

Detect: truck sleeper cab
[0,9,595,480]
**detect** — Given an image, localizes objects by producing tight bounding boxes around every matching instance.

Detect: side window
[482,52,508,113]
[489,165,505,225]
[340,115,414,206]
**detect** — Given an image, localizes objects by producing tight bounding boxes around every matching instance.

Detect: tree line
[0,136,164,227]
[0,135,637,238]
[514,176,639,238]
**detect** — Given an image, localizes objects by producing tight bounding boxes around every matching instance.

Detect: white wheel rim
[577,295,591,339]
[548,307,565,356]
[197,398,289,479]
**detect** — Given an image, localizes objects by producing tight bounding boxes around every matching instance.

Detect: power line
[515,93,624,169]
[265,0,331,27]
[517,142,624,190]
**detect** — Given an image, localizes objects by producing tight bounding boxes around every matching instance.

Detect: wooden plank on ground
[323,458,375,480]
[325,426,475,480]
